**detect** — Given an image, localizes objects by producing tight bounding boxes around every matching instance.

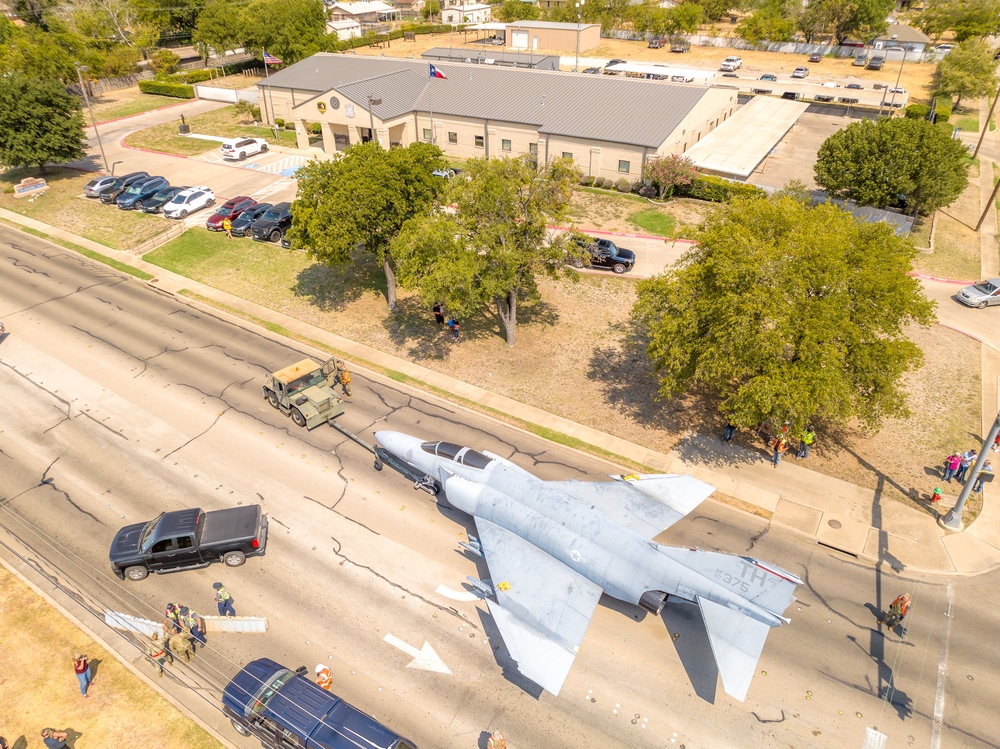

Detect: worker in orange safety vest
[315,664,333,690]
[879,593,911,629]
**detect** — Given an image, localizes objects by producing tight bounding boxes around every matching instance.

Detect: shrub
[638,184,657,199]
[275,118,286,128]
[630,179,643,194]
[616,178,631,193]
[150,49,181,75]
[934,100,953,123]
[310,122,323,135]
[904,103,931,120]
[678,175,766,202]
[183,69,215,84]
[138,80,195,99]
[251,106,261,121]
[579,175,595,187]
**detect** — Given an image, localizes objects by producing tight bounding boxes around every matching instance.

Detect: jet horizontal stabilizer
[698,596,772,702]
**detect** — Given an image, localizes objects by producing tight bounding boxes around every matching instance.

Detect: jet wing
[697,597,773,702]
[546,474,715,540]
[474,517,603,696]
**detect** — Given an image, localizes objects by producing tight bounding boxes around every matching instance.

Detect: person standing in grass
[223,217,233,239]
[73,652,91,697]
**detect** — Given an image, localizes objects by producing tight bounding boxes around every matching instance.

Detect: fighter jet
[373,431,802,702]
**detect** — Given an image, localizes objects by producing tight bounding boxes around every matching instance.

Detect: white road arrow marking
[383,634,452,674]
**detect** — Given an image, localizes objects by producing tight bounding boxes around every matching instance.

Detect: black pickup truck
[110,506,268,581]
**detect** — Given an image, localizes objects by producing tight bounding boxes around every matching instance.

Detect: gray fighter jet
[374,431,801,702]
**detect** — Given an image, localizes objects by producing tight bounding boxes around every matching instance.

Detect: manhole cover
[828,519,842,529]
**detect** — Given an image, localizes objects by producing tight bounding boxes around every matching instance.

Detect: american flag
[263,51,283,66]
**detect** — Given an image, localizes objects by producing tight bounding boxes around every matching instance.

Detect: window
[151,539,174,554]
[528,143,538,155]
[448,132,458,144]
[474,135,485,148]
[562,152,573,160]
[422,128,431,140]
[501,139,512,151]
[618,160,630,173]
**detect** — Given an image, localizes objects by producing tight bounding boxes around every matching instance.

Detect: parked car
[142,186,188,214]
[648,35,668,49]
[821,82,840,88]
[223,658,417,749]
[97,171,149,203]
[280,228,291,249]
[759,73,778,81]
[571,235,636,274]
[936,44,954,52]
[221,137,269,161]
[206,196,257,231]
[116,176,168,210]
[957,278,1000,308]
[670,74,695,82]
[888,86,906,94]
[581,66,602,74]
[110,505,268,581]
[845,83,863,90]
[603,59,627,73]
[852,55,868,66]
[84,175,117,198]
[720,56,743,71]
[669,40,690,53]
[808,52,822,63]
[791,67,810,78]
[866,56,885,70]
[721,72,739,78]
[250,202,293,243]
[230,202,272,237]
[163,186,215,219]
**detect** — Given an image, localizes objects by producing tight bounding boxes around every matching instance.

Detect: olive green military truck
[263,358,345,428]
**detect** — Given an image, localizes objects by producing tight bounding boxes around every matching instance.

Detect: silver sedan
[957,278,1000,308]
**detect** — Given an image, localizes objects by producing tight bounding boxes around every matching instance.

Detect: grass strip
[19,226,154,280]
[179,288,656,473]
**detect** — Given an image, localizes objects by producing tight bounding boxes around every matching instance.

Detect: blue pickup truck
[223,658,418,749]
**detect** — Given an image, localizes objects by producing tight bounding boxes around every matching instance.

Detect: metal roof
[262,54,712,148]
[422,47,560,68]
[505,20,599,30]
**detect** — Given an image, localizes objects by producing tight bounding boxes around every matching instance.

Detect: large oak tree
[0,73,87,173]
[632,194,935,431]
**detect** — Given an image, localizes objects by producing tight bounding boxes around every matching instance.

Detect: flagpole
[428,78,434,145]
[263,48,278,139]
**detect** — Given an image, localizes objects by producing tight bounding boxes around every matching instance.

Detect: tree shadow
[382,294,560,360]
[291,256,383,311]
[587,328,723,437]
[0,166,92,186]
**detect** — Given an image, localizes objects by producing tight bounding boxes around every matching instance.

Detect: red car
[206,196,257,231]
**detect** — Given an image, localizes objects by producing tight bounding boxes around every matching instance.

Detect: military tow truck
[263,358,345,429]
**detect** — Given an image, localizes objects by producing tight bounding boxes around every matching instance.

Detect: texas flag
[429,64,448,79]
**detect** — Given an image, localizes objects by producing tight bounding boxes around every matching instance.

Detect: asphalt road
[1,227,998,749]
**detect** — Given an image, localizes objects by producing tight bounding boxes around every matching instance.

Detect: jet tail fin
[697,597,772,702]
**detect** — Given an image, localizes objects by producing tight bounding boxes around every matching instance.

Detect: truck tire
[125,566,149,581]
[291,409,306,427]
[612,262,627,274]
[266,390,279,408]
[269,228,281,243]
[230,718,251,736]
[223,550,246,567]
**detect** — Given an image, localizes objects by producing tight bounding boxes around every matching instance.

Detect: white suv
[163,186,215,219]
[221,137,269,161]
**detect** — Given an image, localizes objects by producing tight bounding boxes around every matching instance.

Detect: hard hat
[315,664,326,674]
[933,487,942,495]
[213,582,223,589]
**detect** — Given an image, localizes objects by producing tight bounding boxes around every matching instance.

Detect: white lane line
[931,582,953,749]
[435,584,480,602]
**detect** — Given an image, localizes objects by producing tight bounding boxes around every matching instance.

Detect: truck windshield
[251,669,293,714]
[286,368,325,395]
[139,514,164,550]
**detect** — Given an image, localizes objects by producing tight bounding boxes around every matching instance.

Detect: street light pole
[574,0,584,73]
[75,63,110,174]
[367,94,382,147]
[880,45,910,118]
[941,411,1000,531]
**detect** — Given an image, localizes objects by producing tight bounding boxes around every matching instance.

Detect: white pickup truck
[720,56,743,71]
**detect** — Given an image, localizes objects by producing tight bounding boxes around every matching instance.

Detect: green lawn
[954,116,979,132]
[0,167,172,251]
[627,207,677,237]
[124,105,299,156]
[91,93,181,123]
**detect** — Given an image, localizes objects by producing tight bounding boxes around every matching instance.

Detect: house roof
[328,1,395,14]
[327,19,361,28]
[422,47,559,66]
[505,20,599,30]
[262,54,712,148]
[875,23,930,44]
[442,3,492,10]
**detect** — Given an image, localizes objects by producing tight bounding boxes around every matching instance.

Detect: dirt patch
[0,565,220,749]
[568,190,713,235]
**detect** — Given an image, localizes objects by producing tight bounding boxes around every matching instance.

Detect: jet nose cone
[374,431,423,458]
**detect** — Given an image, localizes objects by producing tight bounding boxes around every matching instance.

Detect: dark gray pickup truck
[110,506,268,581]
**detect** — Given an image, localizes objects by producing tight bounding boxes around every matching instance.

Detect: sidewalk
[4,141,1000,577]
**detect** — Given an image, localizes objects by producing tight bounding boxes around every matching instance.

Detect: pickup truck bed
[201,506,263,547]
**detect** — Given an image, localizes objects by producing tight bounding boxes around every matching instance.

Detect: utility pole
[574,0,584,73]
[74,63,110,174]
[972,83,1000,159]
[941,411,1000,531]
